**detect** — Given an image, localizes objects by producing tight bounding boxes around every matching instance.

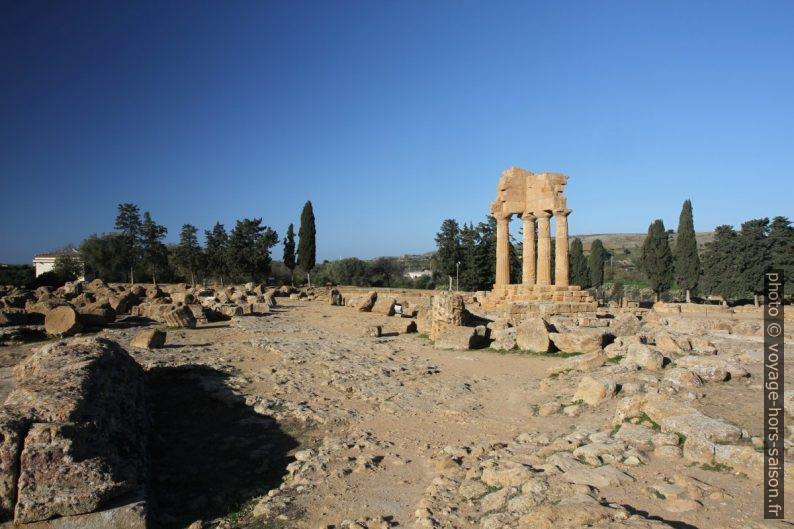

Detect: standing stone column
[554,208,572,287]
[521,212,536,286]
[495,212,511,286]
[536,210,552,286]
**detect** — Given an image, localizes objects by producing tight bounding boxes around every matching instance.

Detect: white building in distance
[32,247,85,279]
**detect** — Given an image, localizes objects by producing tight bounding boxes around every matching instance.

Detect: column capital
[493,211,512,221]
[521,212,536,221]
[553,208,573,218]
[535,210,552,219]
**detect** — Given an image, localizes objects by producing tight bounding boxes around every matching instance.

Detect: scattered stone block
[44,305,83,337]
[573,376,617,406]
[515,317,551,352]
[130,328,166,349]
[163,305,197,328]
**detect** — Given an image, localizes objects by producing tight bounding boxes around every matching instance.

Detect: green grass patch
[417,333,429,339]
[548,368,574,380]
[479,483,502,498]
[606,355,624,364]
[625,412,661,432]
[701,462,733,472]
[676,432,688,445]
[610,424,622,437]
[654,490,667,500]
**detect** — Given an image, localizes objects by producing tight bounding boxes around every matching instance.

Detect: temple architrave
[480,167,597,317]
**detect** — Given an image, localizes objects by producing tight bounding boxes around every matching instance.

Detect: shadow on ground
[146,365,298,529]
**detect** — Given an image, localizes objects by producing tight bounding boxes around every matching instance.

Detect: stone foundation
[481,284,597,318]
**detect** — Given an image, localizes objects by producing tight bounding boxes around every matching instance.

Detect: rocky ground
[0,290,792,529]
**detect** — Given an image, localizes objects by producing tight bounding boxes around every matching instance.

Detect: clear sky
[1,1,792,264]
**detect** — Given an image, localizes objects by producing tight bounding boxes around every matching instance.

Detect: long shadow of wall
[146,365,298,529]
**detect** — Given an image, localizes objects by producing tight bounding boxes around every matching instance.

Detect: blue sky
[1,1,792,264]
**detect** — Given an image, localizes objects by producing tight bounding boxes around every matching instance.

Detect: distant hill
[570,232,715,254]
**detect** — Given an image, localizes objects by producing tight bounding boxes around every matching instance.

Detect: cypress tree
[702,225,742,302]
[298,201,317,287]
[674,200,700,303]
[589,239,606,288]
[769,216,794,296]
[737,218,770,306]
[641,219,674,301]
[283,223,296,285]
[569,238,590,288]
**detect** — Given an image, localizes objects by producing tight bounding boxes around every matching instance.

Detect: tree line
[640,201,794,303]
[74,201,317,286]
[433,200,794,304]
[432,216,611,292]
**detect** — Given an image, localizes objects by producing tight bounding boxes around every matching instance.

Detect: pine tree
[641,220,674,301]
[589,239,607,288]
[204,222,229,286]
[702,225,743,302]
[140,212,168,286]
[298,201,316,287]
[283,223,296,285]
[228,219,278,283]
[175,224,203,287]
[768,216,794,295]
[114,203,142,284]
[434,219,461,290]
[674,200,700,303]
[737,218,770,306]
[569,238,590,288]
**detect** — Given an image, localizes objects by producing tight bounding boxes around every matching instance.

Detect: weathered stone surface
[674,355,746,381]
[363,325,382,338]
[573,376,617,406]
[515,317,551,352]
[0,412,26,518]
[371,296,396,316]
[434,325,487,350]
[625,343,665,370]
[163,305,197,329]
[556,351,607,372]
[329,288,344,306]
[660,413,742,444]
[614,423,656,451]
[353,291,377,312]
[548,329,605,353]
[490,327,517,351]
[44,306,83,337]
[130,328,166,349]
[655,332,691,355]
[563,465,634,488]
[481,464,532,488]
[610,313,642,336]
[107,291,139,315]
[1,338,146,524]
[430,293,466,341]
[76,302,116,326]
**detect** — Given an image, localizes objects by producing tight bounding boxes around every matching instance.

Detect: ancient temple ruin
[481,167,597,316]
